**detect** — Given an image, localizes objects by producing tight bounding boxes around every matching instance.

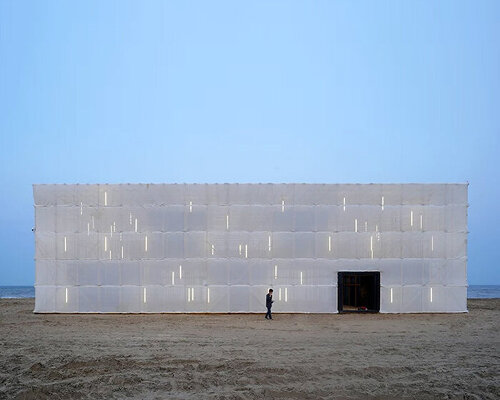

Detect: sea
[0,285,499,299]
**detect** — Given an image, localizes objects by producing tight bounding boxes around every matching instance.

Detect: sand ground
[0,299,499,399]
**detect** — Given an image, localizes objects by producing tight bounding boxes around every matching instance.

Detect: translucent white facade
[33,183,468,313]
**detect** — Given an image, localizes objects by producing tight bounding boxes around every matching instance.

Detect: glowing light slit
[431,235,434,252]
[129,213,132,225]
[420,214,423,230]
[191,288,194,301]
[135,218,138,233]
[430,287,433,302]
[113,222,116,232]
[172,271,175,285]
[65,288,68,303]
[390,288,393,303]
[300,272,303,285]
[110,225,113,238]
[226,215,229,230]
[279,288,282,301]
[245,244,248,258]
[64,236,67,252]
[143,288,147,303]
[239,244,242,256]
[354,219,358,232]
[207,288,210,303]
[343,197,346,211]
[410,211,414,227]
[80,202,83,215]
[211,244,215,255]
[104,191,107,206]
[381,196,385,210]
[281,200,285,212]
[104,236,107,252]
[189,201,192,213]
[179,265,182,279]
[328,235,332,252]
[92,216,95,229]
[268,235,272,252]
[274,265,278,279]
[109,250,112,260]
[285,288,288,302]
[145,236,148,252]
[87,223,90,236]
[365,221,368,232]
[121,245,124,259]
[370,235,374,259]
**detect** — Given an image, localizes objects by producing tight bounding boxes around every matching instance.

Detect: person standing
[265,289,274,320]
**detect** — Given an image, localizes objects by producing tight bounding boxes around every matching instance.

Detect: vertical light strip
[189,201,193,213]
[281,200,285,213]
[431,235,434,252]
[279,288,282,301]
[64,236,67,252]
[121,245,124,259]
[354,219,358,232]
[343,197,346,211]
[187,288,190,302]
[110,225,113,238]
[274,265,278,279]
[268,235,272,252]
[375,224,378,232]
[135,218,138,233]
[104,236,107,251]
[328,235,332,252]
[191,288,194,301]
[172,271,175,285]
[145,236,148,252]
[119,232,122,241]
[109,250,112,260]
[239,244,242,256]
[300,272,303,285]
[430,287,433,302]
[381,196,385,211]
[226,215,229,230]
[285,288,288,302]
[80,202,83,215]
[92,216,95,229]
[390,288,393,303]
[113,222,116,233]
[65,288,68,303]
[143,287,147,303]
[410,211,414,227]
[104,191,107,206]
[420,214,423,230]
[207,288,210,304]
[245,244,248,258]
[179,265,182,279]
[87,222,90,236]
[370,235,374,259]
[364,221,368,232]
[129,213,132,225]
[211,244,215,255]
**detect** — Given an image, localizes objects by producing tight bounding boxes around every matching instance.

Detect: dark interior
[338,271,380,313]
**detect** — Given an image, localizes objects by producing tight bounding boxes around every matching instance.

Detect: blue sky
[0,1,498,285]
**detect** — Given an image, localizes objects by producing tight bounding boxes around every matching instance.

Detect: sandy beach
[1,299,498,399]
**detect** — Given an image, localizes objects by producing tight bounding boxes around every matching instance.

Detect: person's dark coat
[266,293,273,308]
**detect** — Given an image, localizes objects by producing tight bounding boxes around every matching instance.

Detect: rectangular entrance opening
[338,271,380,313]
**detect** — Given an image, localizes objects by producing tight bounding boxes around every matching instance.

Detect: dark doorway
[338,272,380,313]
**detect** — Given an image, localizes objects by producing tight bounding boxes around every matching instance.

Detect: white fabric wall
[34,183,468,313]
